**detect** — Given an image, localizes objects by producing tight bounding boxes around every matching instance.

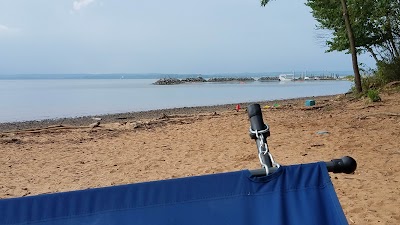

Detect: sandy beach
[1,91,399,224]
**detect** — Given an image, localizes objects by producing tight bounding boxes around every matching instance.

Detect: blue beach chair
[0,104,356,225]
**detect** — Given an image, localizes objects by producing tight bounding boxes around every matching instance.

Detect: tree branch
[366,46,380,63]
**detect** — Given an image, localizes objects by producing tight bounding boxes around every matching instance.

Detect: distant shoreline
[0,72,353,80]
[0,94,341,132]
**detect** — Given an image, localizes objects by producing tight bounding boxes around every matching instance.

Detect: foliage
[260,0,271,6]
[305,0,400,64]
[262,0,364,92]
[349,78,382,100]
[349,59,399,98]
[361,74,386,91]
[344,75,355,81]
[376,57,400,83]
[367,89,381,102]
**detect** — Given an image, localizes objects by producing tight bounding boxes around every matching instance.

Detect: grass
[367,89,381,102]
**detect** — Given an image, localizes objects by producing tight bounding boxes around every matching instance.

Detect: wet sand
[1,92,399,224]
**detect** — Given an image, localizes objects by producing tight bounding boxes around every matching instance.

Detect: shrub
[348,57,399,97]
[367,89,381,102]
[377,58,400,83]
[361,74,386,91]
[349,74,384,97]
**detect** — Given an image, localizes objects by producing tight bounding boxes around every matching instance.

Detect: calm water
[0,79,352,122]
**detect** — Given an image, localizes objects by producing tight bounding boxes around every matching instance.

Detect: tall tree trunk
[340,0,362,93]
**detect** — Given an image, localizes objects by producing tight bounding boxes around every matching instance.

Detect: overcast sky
[0,0,375,75]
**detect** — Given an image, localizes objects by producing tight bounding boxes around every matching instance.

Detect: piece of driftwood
[1,123,100,134]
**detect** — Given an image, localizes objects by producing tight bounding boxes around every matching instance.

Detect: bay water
[0,78,352,123]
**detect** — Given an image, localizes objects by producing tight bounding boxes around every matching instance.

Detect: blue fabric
[0,162,348,225]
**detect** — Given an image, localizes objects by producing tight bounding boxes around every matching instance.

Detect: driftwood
[1,124,101,134]
[89,121,100,128]
[357,112,400,119]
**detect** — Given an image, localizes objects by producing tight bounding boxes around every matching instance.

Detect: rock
[181,77,206,83]
[258,76,279,81]
[235,77,255,82]
[207,77,255,82]
[153,78,183,85]
[153,76,256,84]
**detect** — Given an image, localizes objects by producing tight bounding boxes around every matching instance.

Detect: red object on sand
[235,104,241,111]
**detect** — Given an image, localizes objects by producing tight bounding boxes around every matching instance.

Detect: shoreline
[0,94,341,132]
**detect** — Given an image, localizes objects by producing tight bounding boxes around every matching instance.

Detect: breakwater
[153,75,344,85]
[153,77,257,85]
[258,77,280,82]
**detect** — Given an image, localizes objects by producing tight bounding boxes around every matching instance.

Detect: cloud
[73,0,95,11]
[0,24,10,32]
[0,24,19,35]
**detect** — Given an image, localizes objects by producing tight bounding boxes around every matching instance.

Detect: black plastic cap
[328,156,357,174]
[247,104,268,131]
[341,156,357,174]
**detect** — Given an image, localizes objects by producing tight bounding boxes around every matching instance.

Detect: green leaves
[260,0,271,7]
[305,0,400,63]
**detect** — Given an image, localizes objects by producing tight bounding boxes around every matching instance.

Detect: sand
[1,92,399,224]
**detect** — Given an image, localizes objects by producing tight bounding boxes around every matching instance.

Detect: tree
[340,0,362,93]
[261,0,363,92]
[305,0,400,64]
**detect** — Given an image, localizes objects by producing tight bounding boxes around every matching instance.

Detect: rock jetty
[258,76,279,81]
[235,77,256,82]
[153,76,254,85]
[181,77,206,83]
[207,77,255,82]
[153,78,183,85]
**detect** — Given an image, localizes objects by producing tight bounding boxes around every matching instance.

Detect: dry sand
[1,92,399,224]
